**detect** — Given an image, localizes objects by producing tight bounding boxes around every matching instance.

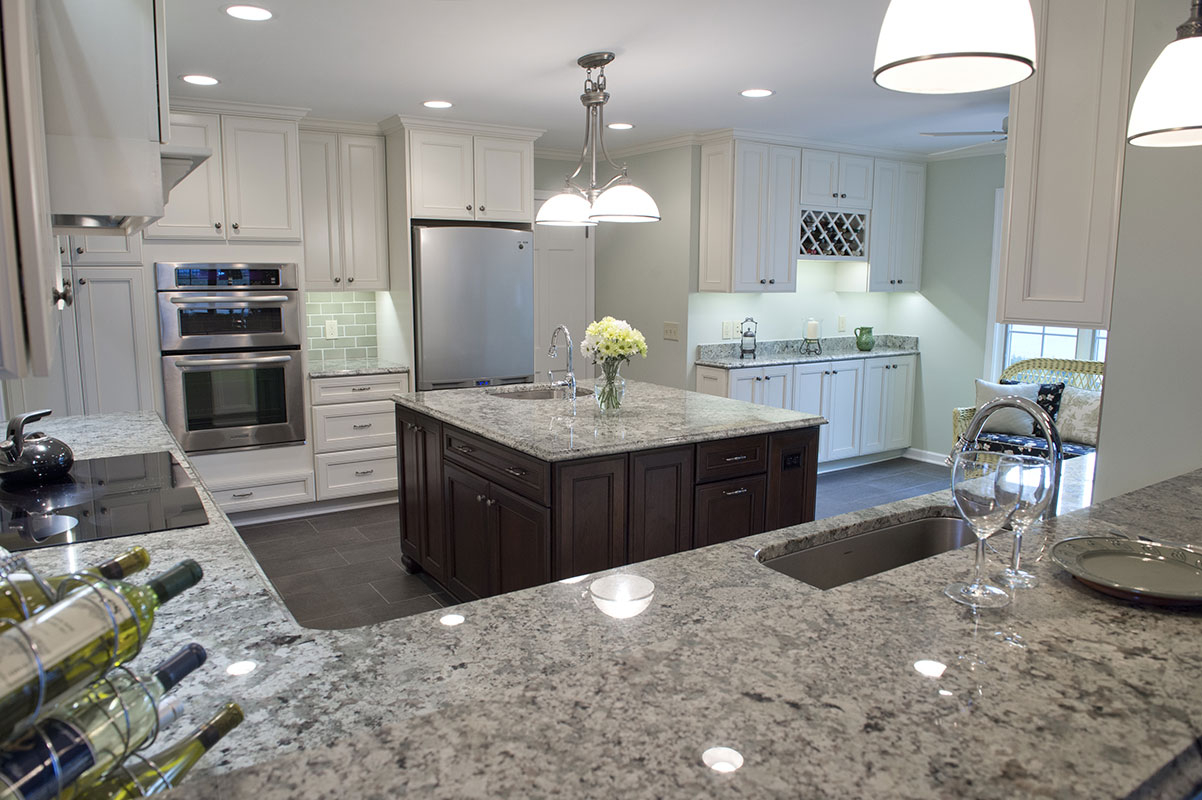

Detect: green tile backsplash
[305,291,379,362]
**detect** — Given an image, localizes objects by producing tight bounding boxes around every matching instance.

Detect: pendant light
[536,52,660,226]
[873,0,1037,94]
[1128,1,1202,146]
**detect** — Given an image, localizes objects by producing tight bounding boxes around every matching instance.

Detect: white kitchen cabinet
[474,136,532,222]
[315,446,398,500]
[698,136,800,293]
[301,130,388,290]
[801,149,874,209]
[313,400,397,453]
[310,373,409,500]
[60,234,142,266]
[726,365,792,408]
[795,360,864,462]
[864,160,925,292]
[406,128,533,223]
[860,355,916,456]
[998,0,1134,328]
[143,112,225,240]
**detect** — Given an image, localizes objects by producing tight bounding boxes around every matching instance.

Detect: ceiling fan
[920,115,1009,142]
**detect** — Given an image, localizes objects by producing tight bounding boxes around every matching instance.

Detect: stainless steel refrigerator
[412,224,535,390]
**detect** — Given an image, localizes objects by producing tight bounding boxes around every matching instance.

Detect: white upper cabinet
[698,136,800,293]
[145,112,302,242]
[864,160,926,292]
[998,0,1134,328]
[300,132,342,288]
[408,130,475,220]
[801,150,874,209]
[66,233,142,265]
[473,136,532,221]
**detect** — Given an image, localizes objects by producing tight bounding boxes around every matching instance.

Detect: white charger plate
[1050,536,1202,606]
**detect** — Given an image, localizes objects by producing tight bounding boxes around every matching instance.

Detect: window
[1002,325,1107,367]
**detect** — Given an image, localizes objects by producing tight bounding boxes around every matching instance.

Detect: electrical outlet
[837,315,847,333]
[663,322,680,342]
[324,319,339,339]
[721,321,733,339]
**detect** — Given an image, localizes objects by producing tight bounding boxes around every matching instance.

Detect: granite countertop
[307,356,410,378]
[696,334,919,369]
[392,379,826,462]
[17,413,1202,798]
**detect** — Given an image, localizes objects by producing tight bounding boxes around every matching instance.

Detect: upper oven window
[177,306,284,337]
[174,267,282,287]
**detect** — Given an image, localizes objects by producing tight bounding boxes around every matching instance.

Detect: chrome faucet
[948,396,1064,517]
[547,325,576,397]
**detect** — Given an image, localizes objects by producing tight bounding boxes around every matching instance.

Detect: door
[838,155,875,208]
[72,267,154,414]
[893,163,925,290]
[694,474,767,547]
[145,112,225,240]
[731,140,768,291]
[794,363,828,460]
[629,447,694,561]
[824,360,863,461]
[408,130,474,219]
[339,134,389,289]
[763,146,800,291]
[553,456,626,580]
[867,160,899,292]
[729,368,761,404]
[418,419,447,583]
[492,481,551,594]
[443,461,492,600]
[7,268,84,417]
[299,130,342,290]
[801,149,840,206]
[474,137,532,222]
[67,234,142,265]
[884,356,916,452]
[221,116,303,240]
[533,197,594,379]
[397,407,422,563]
[760,365,793,409]
[859,359,890,456]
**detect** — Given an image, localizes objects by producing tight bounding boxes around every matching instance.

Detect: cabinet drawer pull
[355,469,375,477]
[723,488,749,496]
[724,455,749,463]
[231,491,254,498]
[504,466,528,477]
[455,445,475,454]
[352,423,373,430]
[350,386,371,392]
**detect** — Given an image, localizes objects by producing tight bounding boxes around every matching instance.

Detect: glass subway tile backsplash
[305,291,378,362]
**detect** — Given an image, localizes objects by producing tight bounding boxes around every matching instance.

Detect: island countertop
[392,378,826,461]
[15,412,1202,799]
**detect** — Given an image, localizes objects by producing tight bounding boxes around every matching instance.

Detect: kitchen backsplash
[305,292,378,362]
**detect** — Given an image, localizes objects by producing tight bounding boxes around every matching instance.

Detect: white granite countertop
[696,346,920,369]
[393,379,825,462]
[14,412,1202,799]
[696,334,919,369]
[307,356,410,378]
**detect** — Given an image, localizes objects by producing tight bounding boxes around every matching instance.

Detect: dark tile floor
[236,504,457,630]
[814,457,949,520]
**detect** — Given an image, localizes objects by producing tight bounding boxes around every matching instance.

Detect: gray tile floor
[814,457,949,520]
[236,504,457,630]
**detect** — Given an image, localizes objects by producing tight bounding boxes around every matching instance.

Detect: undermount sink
[761,516,974,590]
[490,386,594,400]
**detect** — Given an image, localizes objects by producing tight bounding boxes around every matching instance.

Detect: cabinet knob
[823,371,830,375]
[889,279,896,284]
[485,498,496,507]
[347,276,354,283]
[832,192,838,198]
[476,493,486,503]
[466,204,473,211]
[77,277,87,285]
[334,277,341,283]
[833,370,838,374]
[51,284,73,307]
[768,278,776,284]
[759,279,767,284]
[75,246,84,255]
[840,193,847,199]
[232,222,240,230]
[59,245,65,254]
[214,222,222,230]
[755,377,762,381]
[479,205,485,212]
[896,279,903,284]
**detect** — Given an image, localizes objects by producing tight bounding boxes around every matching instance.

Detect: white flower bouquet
[580,316,647,412]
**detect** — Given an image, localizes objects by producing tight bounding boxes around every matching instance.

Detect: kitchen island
[392,380,825,600]
[14,412,1202,798]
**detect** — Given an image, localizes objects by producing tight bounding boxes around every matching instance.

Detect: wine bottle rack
[799,209,868,261]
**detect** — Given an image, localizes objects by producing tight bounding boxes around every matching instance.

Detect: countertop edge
[695,348,920,369]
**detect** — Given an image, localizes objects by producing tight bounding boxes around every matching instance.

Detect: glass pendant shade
[873,0,1037,94]
[535,191,596,226]
[1128,37,1202,146]
[588,183,661,223]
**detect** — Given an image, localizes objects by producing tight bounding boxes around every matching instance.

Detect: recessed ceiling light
[182,74,219,86]
[225,5,273,21]
[423,100,453,109]
[607,122,634,130]
[740,88,774,98]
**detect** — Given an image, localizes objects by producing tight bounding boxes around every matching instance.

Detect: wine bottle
[74,702,243,799]
[0,560,203,742]
[0,547,152,622]
[0,644,206,800]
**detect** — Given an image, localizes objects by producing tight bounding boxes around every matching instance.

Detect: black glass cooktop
[0,451,208,552]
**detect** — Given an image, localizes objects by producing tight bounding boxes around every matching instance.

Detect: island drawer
[443,427,550,505]
[313,401,397,453]
[311,374,409,405]
[695,435,769,483]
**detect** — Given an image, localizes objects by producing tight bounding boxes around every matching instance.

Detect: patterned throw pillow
[1057,385,1103,447]
[1000,380,1065,434]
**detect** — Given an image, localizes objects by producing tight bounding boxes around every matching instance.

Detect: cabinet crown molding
[299,117,383,136]
[697,128,929,163]
[380,114,544,140]
[171,96,310,120]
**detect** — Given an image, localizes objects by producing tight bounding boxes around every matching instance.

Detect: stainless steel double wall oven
[157,262,305,453]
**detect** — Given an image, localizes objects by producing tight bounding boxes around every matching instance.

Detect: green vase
[854,326,875,351]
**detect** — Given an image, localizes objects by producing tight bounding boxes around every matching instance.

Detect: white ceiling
[165,0,1010,155]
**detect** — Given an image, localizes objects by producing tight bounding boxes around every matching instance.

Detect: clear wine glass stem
[1010,525,1024,573]
[973,538,987,588]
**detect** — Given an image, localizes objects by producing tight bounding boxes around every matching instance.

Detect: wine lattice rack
[799,209,868,261]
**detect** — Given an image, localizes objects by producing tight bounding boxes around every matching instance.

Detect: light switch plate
[721,321,734,339]
[837,316,847,332]
[325,319,339,339]
[663,321,680,342]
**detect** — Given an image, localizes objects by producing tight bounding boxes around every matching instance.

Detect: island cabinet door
[491,482,551,595]
[418,419,447,583]
[553,456,628,580]
[629,447,695,561]
[765,428,819,530]
[444,462,494,600]
[397,408,423,563]
[694,474,768,547]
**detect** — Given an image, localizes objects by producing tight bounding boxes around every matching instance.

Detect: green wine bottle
[0,644,207,800]
[0,560,203,742]
[0,547,152,622]
[73,702,243,799]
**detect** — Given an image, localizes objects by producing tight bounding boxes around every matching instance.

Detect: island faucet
[547,325,576,396]
[948,395,1064,517]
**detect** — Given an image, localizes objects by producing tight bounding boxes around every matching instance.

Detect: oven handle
[169,295,291,304]
[175,354,294,368]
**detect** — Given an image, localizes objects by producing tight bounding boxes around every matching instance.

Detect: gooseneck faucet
[547,325,576,397]
[948,396,1064,517]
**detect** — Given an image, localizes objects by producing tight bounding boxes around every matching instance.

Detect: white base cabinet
[859,355,916,456]
[795,360,864,462]
[727,364,793,408]
[311,372,409,501]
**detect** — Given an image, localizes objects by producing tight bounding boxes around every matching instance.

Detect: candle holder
[801,338,822,355]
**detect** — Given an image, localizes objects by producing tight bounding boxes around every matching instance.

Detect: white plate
[1051,536,1202,605]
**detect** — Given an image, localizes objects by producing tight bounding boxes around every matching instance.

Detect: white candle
[805,320,820,340]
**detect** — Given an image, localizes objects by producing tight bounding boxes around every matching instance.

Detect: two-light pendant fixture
[536,52,660,227]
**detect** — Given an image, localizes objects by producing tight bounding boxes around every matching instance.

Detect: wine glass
[993,455,1054,589]
[945,451,1020,609]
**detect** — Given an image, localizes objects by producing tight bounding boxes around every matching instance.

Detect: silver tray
[1051,536,1202,606]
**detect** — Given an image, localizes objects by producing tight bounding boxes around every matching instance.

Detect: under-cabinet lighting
[739,88,774,98]
[181,74,219,86]
[225,5,273,21]
[423,100,453,109]
[701,746,745,773]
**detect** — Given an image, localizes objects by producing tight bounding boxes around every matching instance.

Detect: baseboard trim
[817,450,907,474]
[229,492,396,526]
[903,448,948,466]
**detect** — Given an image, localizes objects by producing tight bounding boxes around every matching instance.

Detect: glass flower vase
[595,359,626,414]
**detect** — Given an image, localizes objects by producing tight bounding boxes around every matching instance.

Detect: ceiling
[165,0,1010,156]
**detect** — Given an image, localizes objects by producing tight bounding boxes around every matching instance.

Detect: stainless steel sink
[490,387,594,400]
[762,516,974,590]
